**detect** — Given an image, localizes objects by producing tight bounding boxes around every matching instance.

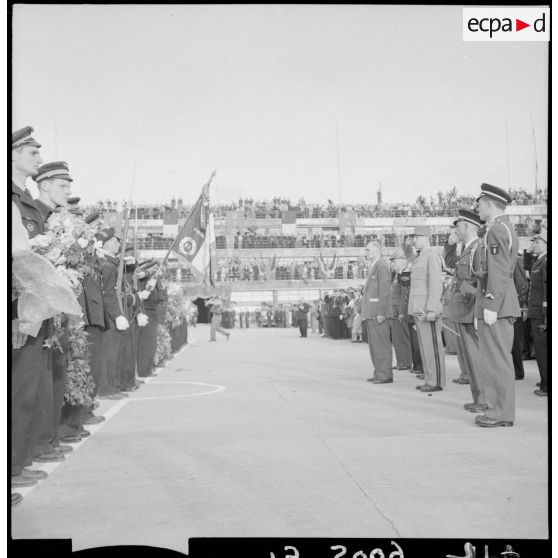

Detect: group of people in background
[11,126,193,507]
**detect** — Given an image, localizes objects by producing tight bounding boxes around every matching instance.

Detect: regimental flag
[173,184,215,285]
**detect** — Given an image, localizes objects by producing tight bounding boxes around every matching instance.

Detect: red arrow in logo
[516,19,530,31]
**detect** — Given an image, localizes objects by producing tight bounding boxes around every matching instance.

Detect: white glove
[474,318,478,331]
[146,277,157,290]
[137,313,149,327]
[483,309,497,326]
[115,315,130,330]
[138,290,151,300]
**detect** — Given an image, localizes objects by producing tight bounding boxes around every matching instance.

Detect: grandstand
[85,189,547,306]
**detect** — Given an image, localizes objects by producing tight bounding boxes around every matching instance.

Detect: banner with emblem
[172,184,215,285]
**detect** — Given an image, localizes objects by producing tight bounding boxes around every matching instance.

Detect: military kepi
[476,183,512,205]
[12,126,41,149]
[453,208,483,227]
[411,225,432,237]
[36,161,73,183]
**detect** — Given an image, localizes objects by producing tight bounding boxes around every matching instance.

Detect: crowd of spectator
[86,186,547,221]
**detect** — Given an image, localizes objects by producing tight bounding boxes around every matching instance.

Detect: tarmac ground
[11,323,548,553]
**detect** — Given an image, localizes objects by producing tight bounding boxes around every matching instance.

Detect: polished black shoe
[452,378,470,384]
[54,445,73,454]
[534,390,548,397]
[22,468,48,480]
[60,435,82,443]
[416,384,427,390]
[475,415,513,427]
[12,474,37,488]
[420,385,443,393]
[78,430,91,438]
[372,378,393,384]
[34,452,65,463]
[12,493,23,506]
[467,404,487,413]
[464,402,487,411]
[366,377,377,383]
[84,415,106,425]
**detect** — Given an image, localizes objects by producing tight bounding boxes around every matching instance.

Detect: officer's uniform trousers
[407,322,423,371]
[530,318,547,392]
[137,308,158,376]
[35,330,68,454]
[11,323,52,475]
[442,318,459,355]
[119,319,139,390]
[478,318,515,422]
[365,319,393,381]
[511,319,525,380]
[388,318,412,368]
[98,327,124,395]
[455,323,486,405]
[415,319,446,388]
[298,317,308,337]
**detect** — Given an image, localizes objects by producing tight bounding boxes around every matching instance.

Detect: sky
[12,5,549,206]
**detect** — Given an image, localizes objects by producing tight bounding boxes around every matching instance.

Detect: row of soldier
[356,185,547,428]
[11,126,186,506]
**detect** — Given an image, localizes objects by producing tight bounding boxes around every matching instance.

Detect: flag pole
[152,170,216,281]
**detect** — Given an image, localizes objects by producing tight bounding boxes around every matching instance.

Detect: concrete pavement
[11,324,548,553]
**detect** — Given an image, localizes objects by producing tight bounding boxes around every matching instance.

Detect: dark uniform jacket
[449,237,480,324]
[12,182,45,320]
[527,253,547,319]
[360,258,391,320]
[100,255,123,328]
[12,182,44,239]
[295,303,310,323]
[398,270,413,322]
[81,270,106,329]
[389,274,403,320]
[34,198,54,222]
[473,215,521,319]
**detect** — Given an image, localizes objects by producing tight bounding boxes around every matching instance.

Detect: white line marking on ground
[12,340,201,501]
[132,382,226,401]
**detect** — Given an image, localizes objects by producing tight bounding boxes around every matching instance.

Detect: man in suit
[408,226,446,392]
[361,241,393,384]
[449,209,487,413]
[472,183,521,427]
[527,229,547,397]
[511,256,529,380]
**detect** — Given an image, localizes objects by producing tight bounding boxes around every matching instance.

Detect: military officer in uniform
[295,301,310,337]
[33,162,78,460]
[399,256,423,375]
[361,241,393,384]
[96,229,131,398]
[527,229,547,397]
[473,183,521,427]
[137,261,163,377]
[449,209,487,413]
[11,126,49,502]
[388,252,412,370]
[408,225,446,392]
